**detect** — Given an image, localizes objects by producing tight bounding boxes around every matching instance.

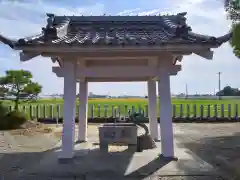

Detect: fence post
[56,104,60,124]
[29,105,33,119]
[186,104,190,118]
[50,104,53,119]
[207,104,211,118]
[124,105,128,117]
[179,104,183,118]
[193,104,197,118]
[145,105,148,117]
[34,105,37,119]
[114,107,117,118]
[172,104,176,118]
[104,105,108,117]
[111,106,114,117]
[228,104,231,118]
[39,105,41,119]
[235,104,238,120]
[97,104,101,117]
[43,105,46,118]
[200,105,204,119]
[36,105,39,119]
[132,106,135,113]
[35,106,37,118]
[118,105,121,117]
[142,109,145,117]
[214,104,218,118]
[90,105,94,118]
[22,105,26,113]
[221,104,224,118]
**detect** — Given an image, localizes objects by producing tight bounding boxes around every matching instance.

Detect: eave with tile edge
[0,12,232,65]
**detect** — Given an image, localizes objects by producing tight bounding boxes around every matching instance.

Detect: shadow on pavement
[176,132,240,180]
[0,141,173,179]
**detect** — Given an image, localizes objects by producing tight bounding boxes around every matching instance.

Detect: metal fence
[8,103,240,120]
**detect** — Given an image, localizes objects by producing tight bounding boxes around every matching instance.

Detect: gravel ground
[175,123,240,180]
[0,124,61,178]
[0,123,240,179]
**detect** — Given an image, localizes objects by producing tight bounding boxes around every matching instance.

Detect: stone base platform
[14,140,227,179]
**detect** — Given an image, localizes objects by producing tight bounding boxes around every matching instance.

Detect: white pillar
[147,79,159,140]
[78,81,88,142]
[158,67,174,158]
[59,61,76,159]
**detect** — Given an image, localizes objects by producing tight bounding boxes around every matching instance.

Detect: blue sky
[0,0,238,96]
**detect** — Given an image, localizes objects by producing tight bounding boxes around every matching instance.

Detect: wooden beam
[85,59,148,67]
[148,58,158,67]
[43,51,173,59]
[52,65,181,78]
[85,77,152,82]
[82,75,177,82]
[81,56,156,61]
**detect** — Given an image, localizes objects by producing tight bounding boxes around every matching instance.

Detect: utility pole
[217,72,222,100]
[185,84,188,99]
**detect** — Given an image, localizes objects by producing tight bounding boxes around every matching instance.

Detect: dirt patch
[53,131,62,138]
[9,121,53,136]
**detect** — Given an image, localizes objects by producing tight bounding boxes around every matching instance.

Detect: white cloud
[0,0,105,94]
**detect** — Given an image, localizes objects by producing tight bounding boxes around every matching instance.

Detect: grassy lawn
[2,98,240,118]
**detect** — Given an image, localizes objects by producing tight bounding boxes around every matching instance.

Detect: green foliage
[225,0,240,21]
[0,70,42,111]
[230,23,240,58]
[0,102,9,117]
[0,111,28,130]
[216,85,240,96]
[0,86,8,99]
[224,0,240,57]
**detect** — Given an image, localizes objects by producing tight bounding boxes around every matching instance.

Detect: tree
[216,85,240,96]
[224,0,240,57]
[225,0,240,21]
[0,70,42,110]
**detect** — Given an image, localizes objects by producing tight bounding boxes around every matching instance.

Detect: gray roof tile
[0,12,232,48]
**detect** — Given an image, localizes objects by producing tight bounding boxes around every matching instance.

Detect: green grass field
[2,98,240,118]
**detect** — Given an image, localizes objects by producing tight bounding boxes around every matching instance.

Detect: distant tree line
[216,86,240,96]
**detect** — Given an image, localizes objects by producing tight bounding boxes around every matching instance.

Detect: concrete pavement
[1,123,240,179]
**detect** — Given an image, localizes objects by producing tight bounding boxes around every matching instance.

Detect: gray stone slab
[21,140,221,179]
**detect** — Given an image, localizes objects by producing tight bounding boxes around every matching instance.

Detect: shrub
[0,111,28,130]
[0,102,9,117]
[0,102,10,129]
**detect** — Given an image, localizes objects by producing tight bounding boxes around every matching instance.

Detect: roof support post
[157,60,176,159]
[147,78,159,141]
[58,60,76,160]
[77,80,88,142]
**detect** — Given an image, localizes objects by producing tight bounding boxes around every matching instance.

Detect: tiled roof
[0,12,232,48]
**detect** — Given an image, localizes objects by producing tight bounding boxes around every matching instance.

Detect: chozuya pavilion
[0,12,231,160]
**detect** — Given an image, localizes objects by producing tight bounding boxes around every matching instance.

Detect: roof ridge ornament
[177,12,187,17]
[46,13,55,29]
